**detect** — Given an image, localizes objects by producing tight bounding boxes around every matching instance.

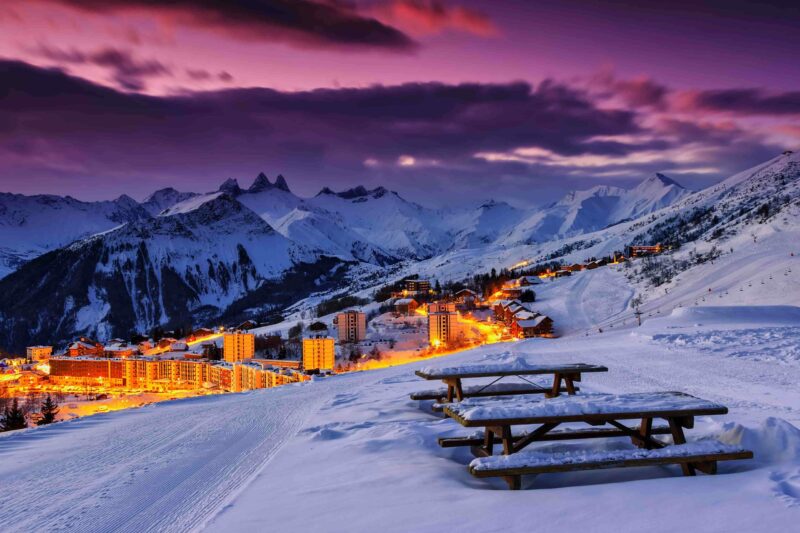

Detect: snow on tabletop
[418,355,600,377]
[447,391,726,422]
[469,441,749,471]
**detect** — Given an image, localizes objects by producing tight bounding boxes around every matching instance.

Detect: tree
[288,321,304,338]
[519,290,536,303]
[36,394,59,426]
[0,398,27,432]
[308,321,328,332]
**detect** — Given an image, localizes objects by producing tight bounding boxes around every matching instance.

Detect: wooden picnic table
[442,391,753,488]
[413,363,608,402]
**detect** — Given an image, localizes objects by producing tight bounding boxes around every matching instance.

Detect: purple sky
[0,0,798,206]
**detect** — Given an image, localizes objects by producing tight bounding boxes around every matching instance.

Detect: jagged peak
[644,173,684,189]
[114,194,138,205]
[249,172,272,192]
[144,187,179,202]
[317,185,388,200]
[218,178,242,195]
[274,174,291,192]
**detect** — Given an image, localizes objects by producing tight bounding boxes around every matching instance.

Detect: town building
[223,332,255,363]
[511,315,555,338]
[26,345,52,362]
[428,301,456,314]
[428,312,461,347]
[302,336,335,372]
[67,339,104,358]
[394,298,419,316]
[625,244,663,257]
[335,310,367,343]
[404,279,431,294]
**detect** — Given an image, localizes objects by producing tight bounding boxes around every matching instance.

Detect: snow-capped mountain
[0,193,151,278]
[500,173,690,245]
[306,185,453,259]
[0,193,352,350]
[141,187,198,216]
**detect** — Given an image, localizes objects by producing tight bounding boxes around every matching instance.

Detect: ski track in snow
[0,382,343,533]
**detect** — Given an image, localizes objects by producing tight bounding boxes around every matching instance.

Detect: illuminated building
[26,345,52,362]
[404,279,431,294]
[335,310,367,343]
[428,301,456,314]
[223,332,255,362]
[302,336,335,371]
[428,311,460,347]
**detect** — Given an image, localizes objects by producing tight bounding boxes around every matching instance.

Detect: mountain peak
[648,173,684,189]
[249,172,272,193]
[274,174,291,192]
[218,178,242,196]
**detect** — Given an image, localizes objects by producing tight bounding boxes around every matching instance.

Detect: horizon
[1,1,799,205]
[0,164,701,210]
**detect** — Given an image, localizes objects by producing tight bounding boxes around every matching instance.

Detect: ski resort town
[0,246,655,422]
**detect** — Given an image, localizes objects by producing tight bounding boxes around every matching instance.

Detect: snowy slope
[141,187,198,216]
[2,306,800,532]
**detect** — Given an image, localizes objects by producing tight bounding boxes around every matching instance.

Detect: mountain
[307,185,452,259]
[0,193,151,278]
[0,194,356,351]
[500,173,690,245]
[141,188,198,215]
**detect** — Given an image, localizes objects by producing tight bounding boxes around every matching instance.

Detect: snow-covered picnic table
[413,361,608,402]
[441,391,753,489]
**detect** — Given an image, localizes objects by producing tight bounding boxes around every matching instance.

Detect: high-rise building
[428,312,461,347]
[223,332,255,363]
[336,310,367,343]
[302,336,335,371]
[26,345,52,362]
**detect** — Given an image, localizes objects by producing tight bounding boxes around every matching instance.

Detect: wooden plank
[469,450,753,478]
[438,425,673,448]
[415,364,608,380]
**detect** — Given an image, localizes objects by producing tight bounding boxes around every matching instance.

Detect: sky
[0,0,798,207]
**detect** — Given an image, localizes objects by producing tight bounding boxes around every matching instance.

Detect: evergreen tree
[0,398,27,432]
[36,394,59,426]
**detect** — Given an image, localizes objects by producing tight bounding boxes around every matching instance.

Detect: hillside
[2,305,799,532]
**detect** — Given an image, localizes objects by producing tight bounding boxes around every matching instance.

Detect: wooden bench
[442,391,753,488]
[413,362,607,403]
[469,442,753,490]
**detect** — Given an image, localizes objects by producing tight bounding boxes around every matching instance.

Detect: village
[0,245,662,426]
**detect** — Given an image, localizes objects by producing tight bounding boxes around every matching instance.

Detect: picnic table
[442,391,753,489]
[412,362,608,403]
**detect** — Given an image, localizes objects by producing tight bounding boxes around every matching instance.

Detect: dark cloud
[33,45,172,91]
[36,0,416,51]
[0,60,785,205]
[680,88,800,116]
[589,72,668,109]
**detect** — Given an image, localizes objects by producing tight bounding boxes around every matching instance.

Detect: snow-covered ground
[2,306,800,532]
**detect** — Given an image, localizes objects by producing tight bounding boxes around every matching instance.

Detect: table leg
[547,373,562,398]
[564,373,577,395]
[668,417,696,476]
[454,378,465,401]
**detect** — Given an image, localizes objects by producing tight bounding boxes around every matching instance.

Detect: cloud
[677,88,800,116]
[186,68,235,83]
[33,45,172,91]
[0,59,787,205]
[31,0,416,51]
[588,71,668,109]
[375,0,496,37]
